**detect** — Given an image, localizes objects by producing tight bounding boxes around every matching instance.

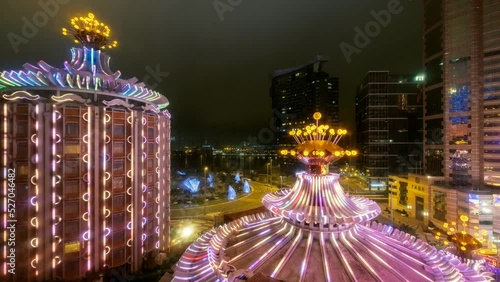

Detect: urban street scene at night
[1,0,500,281]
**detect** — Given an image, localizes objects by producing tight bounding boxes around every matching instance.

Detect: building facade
[424,0,500,188]
[1,14,170,281]
[356,71,424,190]
[416,0,500,244]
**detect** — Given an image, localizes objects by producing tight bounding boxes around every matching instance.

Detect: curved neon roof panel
[0,47,169,109]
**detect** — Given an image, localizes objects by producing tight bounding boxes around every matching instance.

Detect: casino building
[0,13,171,281]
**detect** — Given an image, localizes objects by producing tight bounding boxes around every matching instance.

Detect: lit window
[64,141,80,155]
[64,241,80,254]
[18,163,29,176]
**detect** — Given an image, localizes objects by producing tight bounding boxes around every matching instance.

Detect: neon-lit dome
[173,113,491,282]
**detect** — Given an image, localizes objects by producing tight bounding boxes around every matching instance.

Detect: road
[339,177,367,193]
[170,181,276,219]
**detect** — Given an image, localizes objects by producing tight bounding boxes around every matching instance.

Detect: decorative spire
[62,13,118,50]
[281,112,357,173]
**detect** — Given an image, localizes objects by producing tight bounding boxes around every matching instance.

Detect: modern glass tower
[424,0,500,188]
[356,71,424,190]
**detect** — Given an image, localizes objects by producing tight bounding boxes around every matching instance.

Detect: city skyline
[0,0,423,146]
[4,2,500,281]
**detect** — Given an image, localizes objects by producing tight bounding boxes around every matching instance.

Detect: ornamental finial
[62,13,118,50]
[281,112,357,173]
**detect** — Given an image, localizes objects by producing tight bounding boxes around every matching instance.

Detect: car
[186,201,192,204]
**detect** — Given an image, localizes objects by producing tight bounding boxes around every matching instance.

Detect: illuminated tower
[0,13,171,281]
[423,0,500,187]
[356,71,424,189]
[173,113,489,282]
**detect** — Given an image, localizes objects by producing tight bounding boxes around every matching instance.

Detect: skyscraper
[424,0,500,188]
[356,71,424,190]
[418,0,500,246]
[0,13,171,281]
[270,56,339,148]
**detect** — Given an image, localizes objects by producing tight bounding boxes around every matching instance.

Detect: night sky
[0,0,423,148]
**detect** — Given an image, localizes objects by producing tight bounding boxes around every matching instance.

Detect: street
[170,181,276,219]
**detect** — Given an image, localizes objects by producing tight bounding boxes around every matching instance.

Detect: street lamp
[266,163,270,184]
[204,167,208,199]
[181,226,194,238]
[270,158,273,185]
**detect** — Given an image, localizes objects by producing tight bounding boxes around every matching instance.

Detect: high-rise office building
[356,71,424,190]
[424,0,500,188]
[0,13,171,281]
[270,56,339,148]
[399,0,500,246]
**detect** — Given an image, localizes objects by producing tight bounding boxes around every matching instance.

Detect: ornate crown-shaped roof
[62,13,118,50]
[0,13,168,110]
[281,112,357,173]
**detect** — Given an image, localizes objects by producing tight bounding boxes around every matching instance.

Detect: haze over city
[0,0,423,146]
